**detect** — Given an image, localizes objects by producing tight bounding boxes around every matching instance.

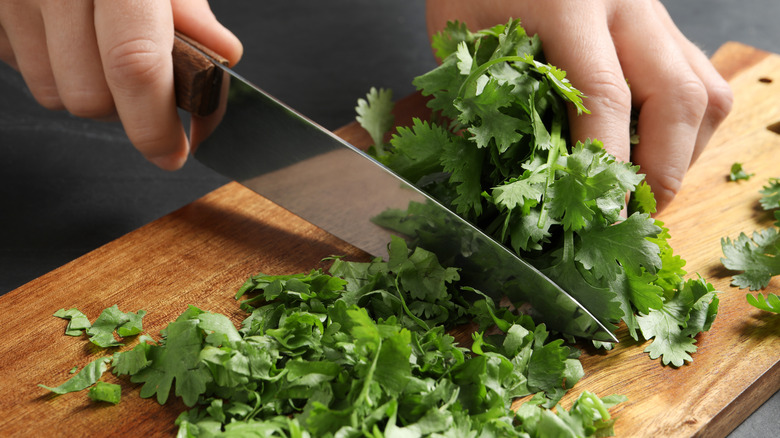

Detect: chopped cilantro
[722,176,780,291]
[42,237,626,436]
[39,357,110,395]
[759,177,780,210]
[53,308,91,336]
[88,381,121,405]
[746,293,780,313]
[728,162,754,181]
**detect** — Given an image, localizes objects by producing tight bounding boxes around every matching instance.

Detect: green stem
[456,55,530,99]
[538,114,565,228]
[351,337,382,428]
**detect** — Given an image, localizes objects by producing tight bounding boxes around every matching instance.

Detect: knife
[171,33,618,343]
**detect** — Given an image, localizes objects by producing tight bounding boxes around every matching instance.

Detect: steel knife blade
[172,34,618,343]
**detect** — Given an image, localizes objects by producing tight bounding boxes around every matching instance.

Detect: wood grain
[0,43,778,437]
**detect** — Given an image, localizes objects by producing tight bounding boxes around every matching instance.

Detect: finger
[527,1,633,163]
[94,0,188,170]
[610,0,709,212]
[0,5,62,109]
[171,0,243,66]
[41,0,115,120]
[0,23,18,69]
[651,1,733,166]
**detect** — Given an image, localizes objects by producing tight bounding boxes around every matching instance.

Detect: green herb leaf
[39,357,110,395]
[637,278,718,366]
[728,162,754,182]
[746,293,780,313]
[759,177,780,210]
[721,228,780,290]
[355,87,395,153]
[86,305,146,348]
[53,308,91,336]
[88,381,121,404]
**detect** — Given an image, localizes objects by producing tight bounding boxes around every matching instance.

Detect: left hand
[426,0,733,213]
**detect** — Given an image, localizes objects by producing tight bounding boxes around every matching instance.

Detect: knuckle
[584,69,633,116]
[704,79,734,123]
[31,84,64,111]
[670,77,709,121]
[103,37,167,87]
[651,173,684,204]
[61,89,116,119]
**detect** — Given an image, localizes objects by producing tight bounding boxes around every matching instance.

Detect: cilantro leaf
[430,20,474,61]
[492,172,546,213]
[455,77,523,151]
[721,228,780,290]
[636,278,718,367]
[746,293,780,313]
[728,162,754,182]
[575,213,662,281]
[130,317,212,406]
[39,357,110,395]
[86,305,146,348]
[355,87,394,153]
[53,308,91,336]
[112,339,152,376]
[382,118,450,185]
[412,55,464,120]
[521,56,589,115]
[88,381,121,405]
[759,177,780,210]
[629,181,657,215]
[440,135,486,218]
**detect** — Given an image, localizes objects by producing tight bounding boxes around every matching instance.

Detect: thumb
[171,0,243,66]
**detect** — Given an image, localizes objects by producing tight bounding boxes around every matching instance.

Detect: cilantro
[86,305,147,347]
[728,162,754,181]
[53,308,91,336]
[357,18,718,362]
[355,87,394,155]
[721,228,780,290]
[43,237,626,436]
[760,177,780,210]
[721,176,780,291]
[131,314,214,406]
[88,381,121,405]
[39,357,110,394]
[636,277,718,367]
[746,293,780,313]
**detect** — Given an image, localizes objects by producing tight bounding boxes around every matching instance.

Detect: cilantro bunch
[41,237,626,437]
[357,19,719,365]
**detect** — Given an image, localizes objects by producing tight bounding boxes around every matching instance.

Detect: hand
[426,0,733,213]
[0,0,242,170]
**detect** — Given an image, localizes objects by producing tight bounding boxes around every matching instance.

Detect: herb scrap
[746,293,780,313]
[728,162,754,182]
[722,176,780,292]
[42,237,626,436]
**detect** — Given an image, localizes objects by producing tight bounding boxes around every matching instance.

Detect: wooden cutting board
[0,42,778,437]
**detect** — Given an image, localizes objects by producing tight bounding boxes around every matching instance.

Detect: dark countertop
[1,1,777,436]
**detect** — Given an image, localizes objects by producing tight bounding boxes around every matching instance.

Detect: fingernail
[149,154,187,170]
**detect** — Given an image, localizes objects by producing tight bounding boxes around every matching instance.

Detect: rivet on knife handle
[172,31,228,117]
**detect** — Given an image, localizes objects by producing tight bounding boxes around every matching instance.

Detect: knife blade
[172,33,618,343]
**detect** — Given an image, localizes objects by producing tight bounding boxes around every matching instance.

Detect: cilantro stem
[538,113,565,229]
[352,338,382,427]
[456,55,530,99]
[393,277,431,332]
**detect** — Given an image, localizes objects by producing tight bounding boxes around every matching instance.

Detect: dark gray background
[0,1,777,435]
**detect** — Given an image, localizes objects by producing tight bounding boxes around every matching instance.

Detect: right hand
[0,0,242,170]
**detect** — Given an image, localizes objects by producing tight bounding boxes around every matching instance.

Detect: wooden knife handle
[172,31,228,116]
